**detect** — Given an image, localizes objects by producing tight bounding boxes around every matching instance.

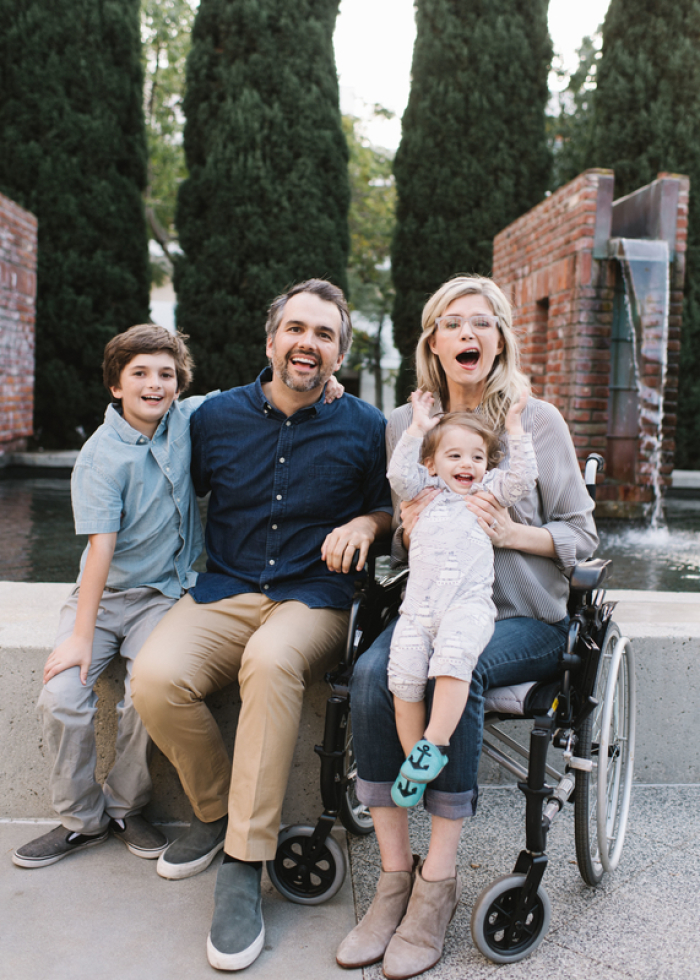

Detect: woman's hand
[464,492,516,548]
[399,487,441,547]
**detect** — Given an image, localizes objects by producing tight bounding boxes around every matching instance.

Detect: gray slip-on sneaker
[109,815,168,859]
[207,860,265,971]
[157,813,228,880]
[12,824,109,868]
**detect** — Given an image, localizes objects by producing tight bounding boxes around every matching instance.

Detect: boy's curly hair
[102,324,194,396]
[421,412,503,470]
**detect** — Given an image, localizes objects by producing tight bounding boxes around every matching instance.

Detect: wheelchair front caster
[267,824,346,905]
[471,873,551,963]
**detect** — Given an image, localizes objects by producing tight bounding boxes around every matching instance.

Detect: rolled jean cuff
[424,786,478,819]
[356,777,478,820]
[356,777,395,809]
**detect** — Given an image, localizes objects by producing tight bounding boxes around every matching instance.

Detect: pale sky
[334,0,612,151]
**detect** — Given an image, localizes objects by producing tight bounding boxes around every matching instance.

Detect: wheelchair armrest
[569,557,611,594]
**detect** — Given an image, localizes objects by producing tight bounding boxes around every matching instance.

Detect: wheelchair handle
[584,454,604,501]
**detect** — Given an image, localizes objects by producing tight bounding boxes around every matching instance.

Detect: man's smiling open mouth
[288,353,319,369]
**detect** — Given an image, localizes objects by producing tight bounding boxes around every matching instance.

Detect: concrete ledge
[0,582,333,823]
[2,584,699,823]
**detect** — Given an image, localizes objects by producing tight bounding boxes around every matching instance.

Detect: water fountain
[493,168,689,523]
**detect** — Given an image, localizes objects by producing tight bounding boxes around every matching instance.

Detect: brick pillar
[493,169,687,518]
[0,193,38,453]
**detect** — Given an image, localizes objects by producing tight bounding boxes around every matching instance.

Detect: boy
[13,324,208,867]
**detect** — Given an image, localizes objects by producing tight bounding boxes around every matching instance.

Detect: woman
[336,276,597,980]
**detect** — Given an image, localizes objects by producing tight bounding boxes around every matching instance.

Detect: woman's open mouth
[456,350,480,367]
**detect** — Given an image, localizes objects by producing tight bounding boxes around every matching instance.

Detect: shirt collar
[255,367,327,421]
[103,402,173,444]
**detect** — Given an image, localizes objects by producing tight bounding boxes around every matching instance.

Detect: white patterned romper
[387,430,538,702]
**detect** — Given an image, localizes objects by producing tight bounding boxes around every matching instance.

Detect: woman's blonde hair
[415,275,529,430]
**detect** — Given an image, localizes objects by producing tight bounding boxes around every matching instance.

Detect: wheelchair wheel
[574,622,635,886]
[339,718,374,836]
[471,874,551,964]
[266,825,346,905]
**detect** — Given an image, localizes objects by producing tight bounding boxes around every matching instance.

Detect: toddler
[387,389,537,805]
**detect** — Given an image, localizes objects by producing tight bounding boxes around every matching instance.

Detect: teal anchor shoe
[391,740,449,808]
[400,739,449,783]
[391,774,426,808]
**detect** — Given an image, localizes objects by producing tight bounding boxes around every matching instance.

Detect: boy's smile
[425,425,488,496]
[110,352,179,438]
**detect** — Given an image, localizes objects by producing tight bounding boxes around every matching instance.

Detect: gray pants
[38,586,176,835]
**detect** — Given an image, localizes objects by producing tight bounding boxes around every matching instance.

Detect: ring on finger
[490,519,498,530]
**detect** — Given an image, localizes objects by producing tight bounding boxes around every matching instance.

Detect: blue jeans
[351,615,569,820]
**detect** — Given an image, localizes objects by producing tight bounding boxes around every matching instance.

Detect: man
[132,279,392,971]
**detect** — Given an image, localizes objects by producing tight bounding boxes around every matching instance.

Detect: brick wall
[493,169,688,516]
[0,192,37,452]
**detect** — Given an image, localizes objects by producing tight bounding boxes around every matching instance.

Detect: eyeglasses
[434,314,500,333]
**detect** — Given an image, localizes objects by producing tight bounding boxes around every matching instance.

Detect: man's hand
[321,513,391,573]
[44,634,93,686]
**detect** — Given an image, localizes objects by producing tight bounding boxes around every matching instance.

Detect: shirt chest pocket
[301,463,361,517]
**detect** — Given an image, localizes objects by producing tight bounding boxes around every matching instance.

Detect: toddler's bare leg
[424,677,471,747]
[394,696,426,757]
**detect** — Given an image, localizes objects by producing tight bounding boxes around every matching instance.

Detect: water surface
[1,477,698,592]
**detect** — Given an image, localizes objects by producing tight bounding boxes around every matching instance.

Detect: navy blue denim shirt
[189,368,393,610]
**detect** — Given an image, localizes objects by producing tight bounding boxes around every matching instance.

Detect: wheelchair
[266,454,636,965]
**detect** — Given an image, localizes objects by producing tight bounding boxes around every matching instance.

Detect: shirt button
[269,559,275,565]
[279,457,285,463]
[285,421,291,427]
[276,494,282,500]
[272,524,278,530]
[263,584,270,590]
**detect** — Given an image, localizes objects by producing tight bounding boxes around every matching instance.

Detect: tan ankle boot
[336,857,420,969]
[382,866,462,979]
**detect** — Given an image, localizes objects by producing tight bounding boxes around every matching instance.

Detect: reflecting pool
[1,477,699,591]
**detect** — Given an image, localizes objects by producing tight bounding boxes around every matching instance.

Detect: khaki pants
[132,593,348,860]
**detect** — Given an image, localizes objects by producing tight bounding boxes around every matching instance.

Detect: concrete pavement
[3,785,698,980]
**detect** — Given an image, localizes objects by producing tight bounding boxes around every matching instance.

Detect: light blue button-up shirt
[72,395,212,598]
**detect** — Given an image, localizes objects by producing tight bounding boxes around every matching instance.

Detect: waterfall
[615,238,670,528]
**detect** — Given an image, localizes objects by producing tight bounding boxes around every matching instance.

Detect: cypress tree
[391,0,552,397]
[0,0,150,446]
[590,0,700,469]
[175,0,349,393]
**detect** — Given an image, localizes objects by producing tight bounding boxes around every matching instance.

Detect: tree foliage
[344,112,396,410]
[174,0,350,394]
[0,0,151,446]
[549,31,602,191]
[391,0,552,398]
[142,0,195,271]
[589,0,700,468]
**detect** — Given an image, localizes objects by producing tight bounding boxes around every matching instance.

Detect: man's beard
[277,353,327,392]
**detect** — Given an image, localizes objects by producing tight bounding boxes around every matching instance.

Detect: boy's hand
[324,375,345,403]
[43,635,93,686]
[505,390,529,436]
[407,390,440,437]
